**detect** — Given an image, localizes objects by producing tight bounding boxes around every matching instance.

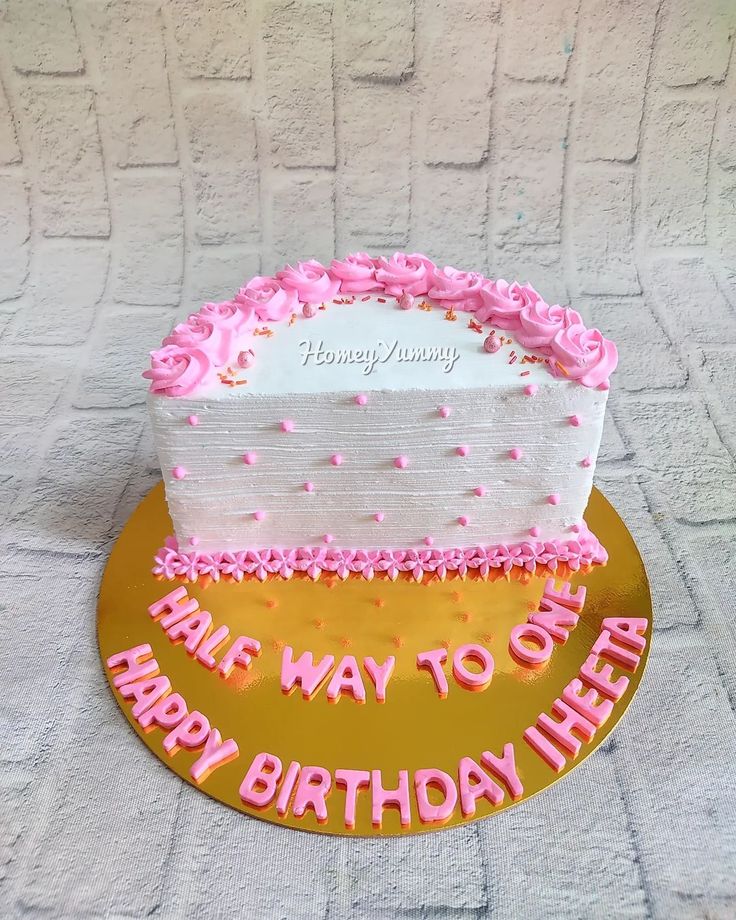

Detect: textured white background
[1,1,736,918]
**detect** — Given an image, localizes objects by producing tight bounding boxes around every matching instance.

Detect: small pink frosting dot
[172,466,187,480]
[529,526,541,538]
[302,303,317,318]
[483,334,501,354]
[304,481,314,492]
[189,536,200,546]
[570,522,581,533]
[457,515,469,526]
[439,406,451,418]
[253,510,266,521]
[394,455,409,469]
[355,393,368,406]
[547,493,561,505]
[323,533,334,544]
[598,380,610,391]
[509,447,523,460]
[581,456,592,468]
[187,415,199,426]
[374,512,385,523]
[474,486,486,497]
[281,419,295,433]
[569,414,582,427]
[424,536,434,546]
[331,453,343,466]
[456,445,470,457]
[243,452,257,465]
[524,384,538,397]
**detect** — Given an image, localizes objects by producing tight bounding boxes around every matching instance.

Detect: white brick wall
[1,3,736,919]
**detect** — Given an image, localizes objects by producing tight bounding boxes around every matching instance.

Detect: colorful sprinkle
[439,406,451,418]
[456,445,470,457]
[394,455,409,469]
[474,486,486,497]
[509,447,523,460]
[330,453,343,466]
[253,510,266,521]
[304,481,314,492]
[172,466,187,480]
[281,419,295,432]
[374,512,385,523]
[243,452,257,465]
[355,393,368,406]
[569,414,582,427]
[457,515,469,526]
[524,384,538,397]
[187,415,199,426]
[547,494,561,505]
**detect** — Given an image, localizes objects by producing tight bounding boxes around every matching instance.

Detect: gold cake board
[97,484,651,836]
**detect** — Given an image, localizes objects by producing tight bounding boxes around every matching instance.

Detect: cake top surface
[144,253,618,399]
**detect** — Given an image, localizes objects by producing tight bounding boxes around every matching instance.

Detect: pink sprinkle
[474,486,486,497]
[524,384,538,397]
[529,526,541,538]
[302,303,317,318]
[281,419,295,433]
[304,481,314,492]
[394,455,409,469]
[187,415,199,426]
[483,334,501,354]
[355,393,368,406]
[331,453,343,466]
[361,295,371,302]
[323,533,334,544]
[172,466,187,480]
[189,536,200,546]
[374,512,385,523]
[398,292,414,310]
[569,414,582,427]
[509,447,523,460]
[456,445,470,457]
[581,456,592,468]
[547,493,561,505]
[439,406,451,418]
[424,536,434,546]
[243,452,257,465]
[458,515,469,526]
[253,510,266,521]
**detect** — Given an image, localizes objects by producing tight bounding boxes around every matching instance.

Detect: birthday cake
[144,253,618,583]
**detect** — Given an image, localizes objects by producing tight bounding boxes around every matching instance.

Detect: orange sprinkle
[272,639,285,652]
[419,301,433,312]
[235,379,248,385]
[314,618,325,630]
[440,638,451,650]
[288,313,297,326]
[555,361,570,376]
[340,637,352,648]
[458,611,472,623]
[318,303,327,310]
[451,590,463,602]
[392,635,404,648]
[374,598,385,608]
[520,370,530,377]
[266,598,278,609]
[444,308,458,322]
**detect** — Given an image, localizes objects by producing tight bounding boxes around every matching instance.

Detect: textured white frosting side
[149,381,607,553]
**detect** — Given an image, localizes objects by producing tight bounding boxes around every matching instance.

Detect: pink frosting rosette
[235,276,298,322]
[143,344,214,397]
[550,323,618,388]
[277,260,340,304]
[375,252,436,297]
[200,299,254,335]
[164,313,233,366]
[329,252,382,294]
[476,280,543,330]
[516,302,582,352]
[428,266,487,311]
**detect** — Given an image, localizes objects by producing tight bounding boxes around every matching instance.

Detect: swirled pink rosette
[234,276,298,322]
[476,280,543,330]
[329,252,382,294]
[164,313,234,366]
[200,299,255,335]
[516,302,582,352]
[277,260,341,304]
[428,267,487,311]
[550,323,618,388]
[375,252,436,297]
[143,344,215,397]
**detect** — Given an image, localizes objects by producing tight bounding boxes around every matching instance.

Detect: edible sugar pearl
[424,536,434,546]
[172,466,187,480]
[281,419,295,433]
[547,494,561,505]
[474,486,486,497]
[483,334,501,354]
[524,384,538,397]
[439,406,451,418]
[374,512,385,523]
[528,526,541,538]
[398,292,414,310]
[458,516,469,526]
[355,394,368,406]
[509,448,523,461]
[238,349,255,368]
[253,510,266,521]
[581,456,592,468]
[331,453,343,466]
[456,445,470,458]
[569,414,582,427]
[187,415,199,426]
[304,481,314,492]
[394,455,409,469]
[323,533,334,544]
[189,536,200,546]
[243,452,257,465]
[303,303,316,318]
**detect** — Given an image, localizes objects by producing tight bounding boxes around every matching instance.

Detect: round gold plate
[98,484,651,836]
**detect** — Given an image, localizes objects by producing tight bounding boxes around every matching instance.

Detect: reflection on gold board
[98,484,651,836]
